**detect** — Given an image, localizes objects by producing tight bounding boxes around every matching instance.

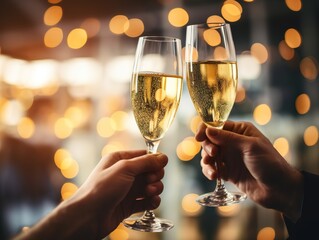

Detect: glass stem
[141,140,161,224]
[214,160,229,198]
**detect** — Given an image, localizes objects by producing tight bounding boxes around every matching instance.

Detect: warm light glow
[44,27,63,48]
[1,100,24,126]
[48,0,62,3]
[285,0,302,11]
[214,46,228,60]
[64,106,88,128]
[235,86,246,103]
[67,28,87,49]
[190,115,202,134]
[253,104,272,125]
[109,15,129,34]
[203,28,221,47]
[54,149,72,169]
[304,126,319,147]
[109,227,129,240]
[278,40,295,61]
[81,18,101,38]
[217,204,240,217]
[257,227,276,240]
[300,57,318,81]
[273,137,289,157]
[295,93,311,115]
[60,160,79,179]
[61,182,78,200]
[251,43,268,64]
[168,8,189,27]
[206,15,225,25]
[221,1,242,22]
[237,54,261,80]
[124,18,144,37]
[285,28,302,49]
[111,111,129,131]
[177,137,201,161]
[97,117,117,137]
[101,141,125,157]
[54,117,74,139]
[182,194,202,216]
[44,6,63,26]
[17,117,35,139]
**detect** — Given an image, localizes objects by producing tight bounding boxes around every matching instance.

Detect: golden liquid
[131,72,183,141]
[186,61,237,128]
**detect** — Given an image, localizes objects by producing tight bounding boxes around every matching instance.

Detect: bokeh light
[109,15,129,34]
[203,28,221,47]
[295,93,311,115]
[181,193,202,216]
[67,28,88,49]
[304,126,319,147]
[61,182,78,200]
[168,8,189,27]
[97,117,117,138]
[284,28,302,49]
[278,40,295,61]
[285,0,302,12]
[54,117,74,139]
[257,227,276,240]
[81,18,101,38]
[124,18,144,38]
[43,6,63,26]
[221,0,242,22]
[17,117,35,139]
[177,137,201,161]
[251,43,269,64]
[217,204,241,217]
[44,27,63,48]
[273,137,289,158]
[300,57,318,81]
[253,104,272,125]
[206,15,225,25]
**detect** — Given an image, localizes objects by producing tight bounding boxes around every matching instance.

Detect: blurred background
[0,0,318,239]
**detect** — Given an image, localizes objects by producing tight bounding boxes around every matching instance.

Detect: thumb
[125,153,168,176]
[205,126,245,147]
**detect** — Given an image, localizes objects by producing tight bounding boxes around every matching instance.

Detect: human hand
[16,150,168,240]
[195,121,303,221]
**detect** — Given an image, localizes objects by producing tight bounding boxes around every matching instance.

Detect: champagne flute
[123,36,183,232]
[185,23,246,206]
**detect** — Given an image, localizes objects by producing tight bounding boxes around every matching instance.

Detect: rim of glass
[188,22,228,28]
[140,36,181,42]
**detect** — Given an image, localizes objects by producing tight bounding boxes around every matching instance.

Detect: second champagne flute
[185,23,246,207]
[123,36,183,232]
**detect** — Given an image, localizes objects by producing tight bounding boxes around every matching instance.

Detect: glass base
[123,216,174,232]
[196,190,247,207]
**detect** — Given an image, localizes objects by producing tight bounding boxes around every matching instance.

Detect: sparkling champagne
[186,61,238,128]
[131,72,183,141]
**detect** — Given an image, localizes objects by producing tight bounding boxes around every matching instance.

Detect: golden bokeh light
[278,40,295,61]
[190,115,202,134]
[168,8,189,27]
[54,117,74,139]
[217,204,240,217]
[304,126,319,147]
[257,227,276,240]
[111,111,129,131]
[295,93,311,115]
[253,104,272,125]
[97,117,117,138]
[64,106,88,128]
[44,6,63,26]
[182,193,202,216]
[284,28,302,49]
[203,28,221,47]
[81,18,101,38]
[17,117,35,139]
[48,0,62,3]
[214,46,228,60]
[235,86,246,103]
[300,57,318,81]
[207,15,225,25]
[44,27,63,48]
[109,227,129,240]
[124,18,144,38]
[273,137,289,158]
[109,15,129,34]
[221,1,242,22]
[285,0,302,11]
[101,141,125,157]
[54,148,72,169]
[251,43,269,64]
[60,160,79,179]
[177,137,201,161]
[61,182,78,200]
[67,28,88,49]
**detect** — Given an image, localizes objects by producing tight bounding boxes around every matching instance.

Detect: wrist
[280,169,304,222]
